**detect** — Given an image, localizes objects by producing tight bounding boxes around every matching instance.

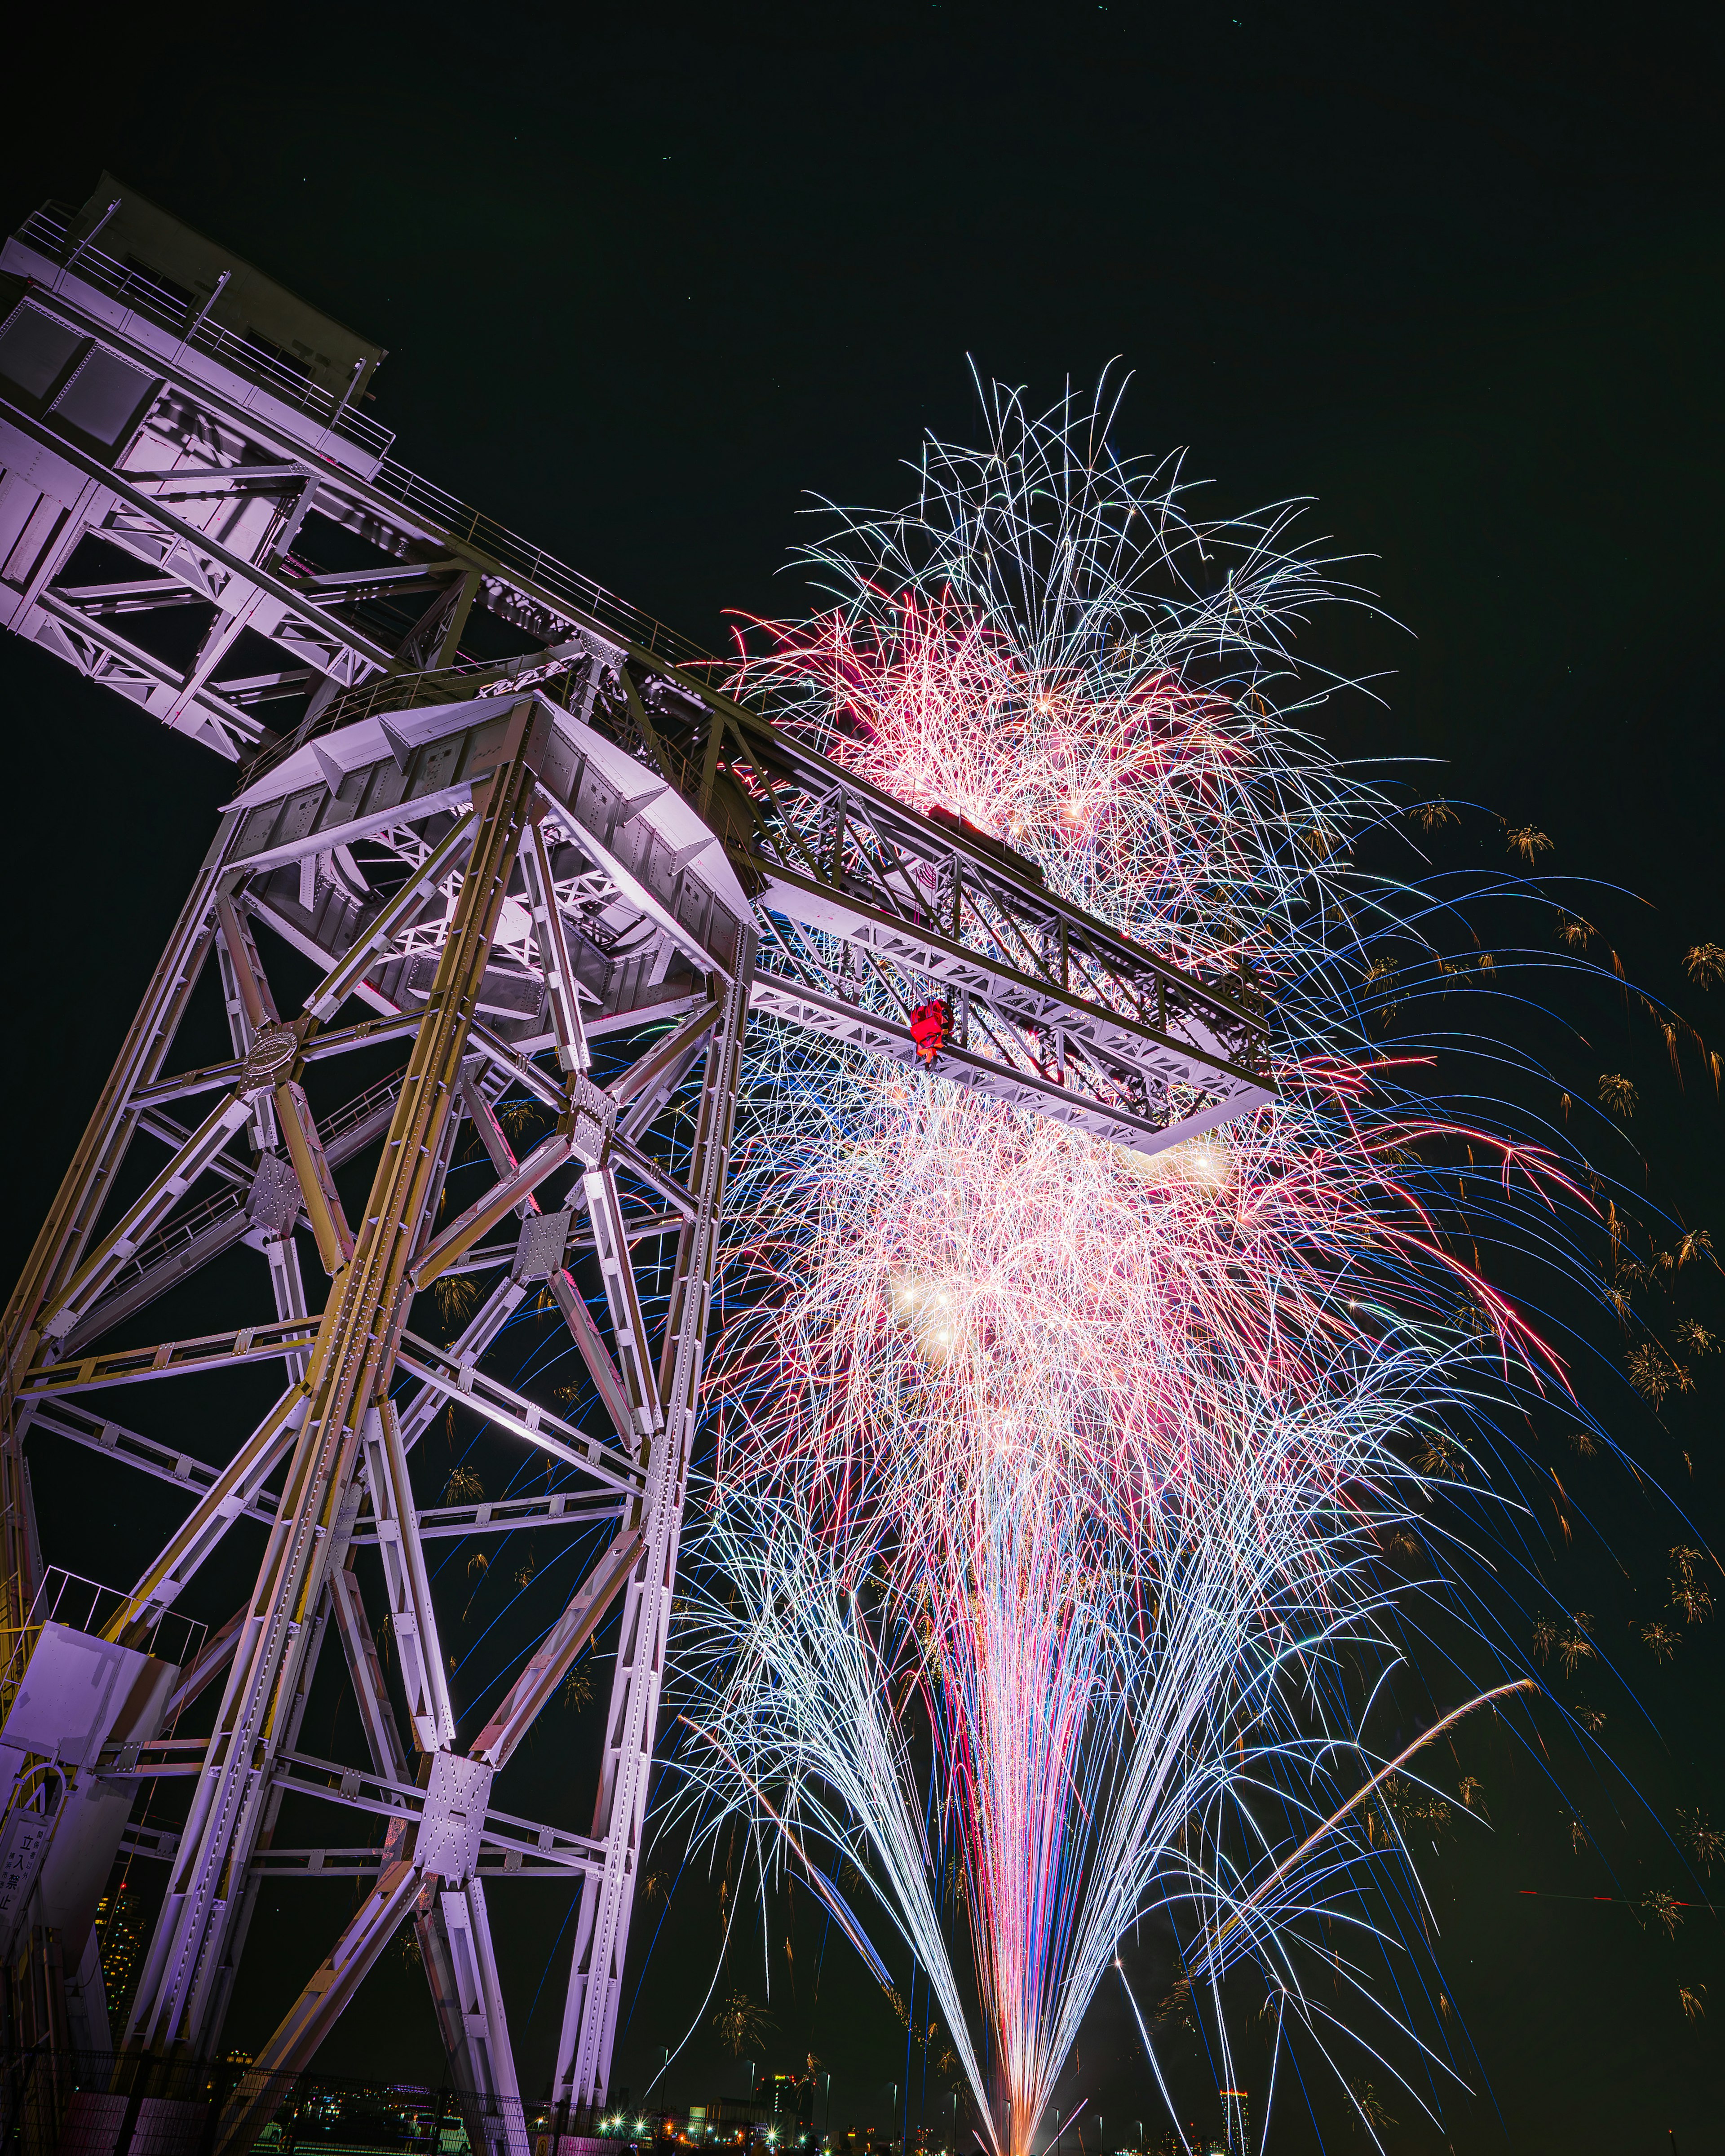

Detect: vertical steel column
[117,704,548,2070]
[215,898,315,1382]
[322,1532,483,2084]
[553,931,755,2117]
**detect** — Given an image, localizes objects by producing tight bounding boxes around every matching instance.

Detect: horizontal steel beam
[748,976,1273,1155]
[394,1337,645,1499]
[0,387,398,671]
[349,1489,623,1544]
[133,1013,422,1106]
[27,1400,279,1526]
[133,463,309,497]
[267,1749,604,1873]
[19,1313,321,1398]
[29,1401,619,1542]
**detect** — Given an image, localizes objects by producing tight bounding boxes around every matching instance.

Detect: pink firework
[680,378,1594,2156]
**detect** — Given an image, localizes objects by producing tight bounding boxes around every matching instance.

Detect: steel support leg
[435,1880,530,2156]
[119,703,549,2072]
[553,937,754,2116]
[285,1414,522,2116]
[193,1544,342,2059]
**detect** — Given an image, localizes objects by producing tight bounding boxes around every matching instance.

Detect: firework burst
[734,367,1377,977]
[673,376,1601,2155]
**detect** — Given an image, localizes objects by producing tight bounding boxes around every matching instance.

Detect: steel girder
[0,681,756,2129]
[1,181,1273,2124]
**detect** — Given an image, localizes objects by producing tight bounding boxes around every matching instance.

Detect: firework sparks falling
[731,369,1378,978]
[676,376,1600,2156]
[686,1049,1556,2152]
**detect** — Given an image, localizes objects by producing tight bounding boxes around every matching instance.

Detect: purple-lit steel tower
[0,176,1270,2152]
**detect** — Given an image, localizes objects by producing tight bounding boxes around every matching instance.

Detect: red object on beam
[909,998,954,1065]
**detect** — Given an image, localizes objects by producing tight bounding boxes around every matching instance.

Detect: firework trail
[735,366,1372,976]
[672,374,1595,2155]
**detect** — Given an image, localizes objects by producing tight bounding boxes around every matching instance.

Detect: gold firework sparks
[1597,1072,1638,1118]
[1626,1342,1677,1406]
[1669,1550,1714,1623]
[1676,1809,1723,1873]
[432,1272,478,1331]
[1639,1890,1683,1939]
[1556,1625,1595,1677]
[1505,825,1554,864]
[1348,2082,1397,2131]
[711,1988,775,2055]
[1683,943,1725,989]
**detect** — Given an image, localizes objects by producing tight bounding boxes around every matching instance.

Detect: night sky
[2,4,1721,2149]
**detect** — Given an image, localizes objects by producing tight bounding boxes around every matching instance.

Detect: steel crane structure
[0,177,1272,2152]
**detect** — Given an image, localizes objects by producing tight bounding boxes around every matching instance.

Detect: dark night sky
[2,3,1721,2148]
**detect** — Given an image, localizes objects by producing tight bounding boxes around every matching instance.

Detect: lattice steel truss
[0,178,1271,2149]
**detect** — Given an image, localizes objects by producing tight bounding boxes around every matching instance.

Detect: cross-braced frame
[0,176,1270,2154]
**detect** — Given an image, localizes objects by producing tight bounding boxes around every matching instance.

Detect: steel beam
[1,823,236,1662]
[1,185,1282,2105]
[553,937,755,2114]
[391,1340,644,1499]
[358,1401,456,1753]
[119,701,547,2067]
[523,810,592,1074]
[457,1074,640,1449]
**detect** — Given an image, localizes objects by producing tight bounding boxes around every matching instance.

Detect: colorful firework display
[672,377,1606,2153]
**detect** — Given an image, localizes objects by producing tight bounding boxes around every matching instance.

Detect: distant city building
[756,2075,816,2132]
[94,1882,145,2030]
[1218,2089,1252,2156]
[690,2075,818,2147]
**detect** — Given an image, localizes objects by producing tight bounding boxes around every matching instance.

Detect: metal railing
[12,208,395,459]
[92,1190,246,1306]
[79,1078,399,1314]
[14,208,711,673]
[0,2054,613,2156]
[0,1570,206,1697]
[363,459,715,672]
